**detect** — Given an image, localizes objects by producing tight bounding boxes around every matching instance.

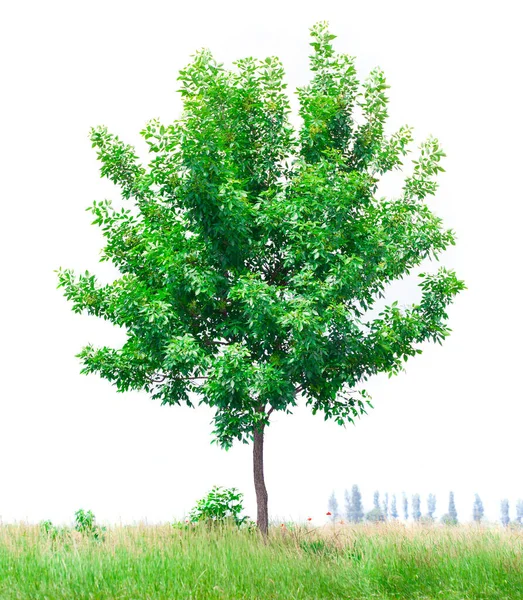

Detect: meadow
[0,520,522,599]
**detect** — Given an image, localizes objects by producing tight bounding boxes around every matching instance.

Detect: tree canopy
[57,21,464,534]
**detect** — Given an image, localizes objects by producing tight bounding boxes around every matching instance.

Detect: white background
[1,0,521,526]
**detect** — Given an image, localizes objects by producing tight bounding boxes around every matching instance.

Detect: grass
[0,521,522,599]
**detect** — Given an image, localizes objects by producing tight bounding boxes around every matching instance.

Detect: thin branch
[148,373,169,383]
[147,373,208,383]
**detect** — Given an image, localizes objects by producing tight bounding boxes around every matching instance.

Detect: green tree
[426,493,436,520]
[441,491,458,525]
[382,492,389,520]
[327,491,339,521]
[390,494,399,519]
[516,499,523,525]
[412,493,421,522]
[473,493,484,523]
[368,490,385,522]
[501,499,510,527]
[348,484,364,523]
[448,491,458,522]
[56,22,464,537]
[344,488,352,521]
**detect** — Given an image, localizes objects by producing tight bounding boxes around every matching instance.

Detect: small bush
[74,509,106,540]
[188,486,250,527]
[39,520,63,540]
[440,513,458,526]
[365,507,385,523]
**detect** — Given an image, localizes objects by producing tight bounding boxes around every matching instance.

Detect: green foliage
[188,486,250,527]
[74,509,106,541]
[39,520,65,541]
[56,21,464,451]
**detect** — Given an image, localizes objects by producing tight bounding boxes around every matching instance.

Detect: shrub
[39,520,63,540]
[74,509,106,540]
[365,507,385,523]
[440,513,458,526]
[188,486,250,527]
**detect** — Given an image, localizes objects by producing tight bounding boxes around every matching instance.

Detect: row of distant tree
[328,486,523,525]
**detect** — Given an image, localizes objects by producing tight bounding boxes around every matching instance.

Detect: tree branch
[147,373,208,383]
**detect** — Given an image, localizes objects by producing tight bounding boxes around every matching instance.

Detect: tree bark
[253,424,269,537]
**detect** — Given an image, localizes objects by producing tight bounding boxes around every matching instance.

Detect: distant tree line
[327,488,523,526]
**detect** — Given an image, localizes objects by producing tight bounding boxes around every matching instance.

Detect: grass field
[0,521,521,599]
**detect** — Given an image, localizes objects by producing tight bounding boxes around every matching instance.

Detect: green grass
[0,521,522,599]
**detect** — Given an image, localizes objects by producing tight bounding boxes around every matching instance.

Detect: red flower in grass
[326,511,332,516]
[307,517,312,521]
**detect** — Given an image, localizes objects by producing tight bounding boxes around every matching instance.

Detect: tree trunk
[253,424,269,537]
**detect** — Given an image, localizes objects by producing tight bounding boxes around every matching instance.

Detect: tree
[348,484,364,523]
[382,492,389,520]
[352,485,365,523]
[412,494,421,522]
[56,22,464,537]
[327,491,339,522]
[516,499,523,525]
[426,493,436,520]
[441,491,458,525]
[344,489,352,521]
[390,494,398,519]
[403,494,409,521]
[367,490,384,522]
[448,491,458,523]
[473,493,484,523]
[501,499,510,527]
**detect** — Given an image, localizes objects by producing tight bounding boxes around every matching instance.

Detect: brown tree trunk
[253,424,269,537]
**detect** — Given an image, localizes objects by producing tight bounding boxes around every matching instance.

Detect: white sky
[1,0,522,526]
